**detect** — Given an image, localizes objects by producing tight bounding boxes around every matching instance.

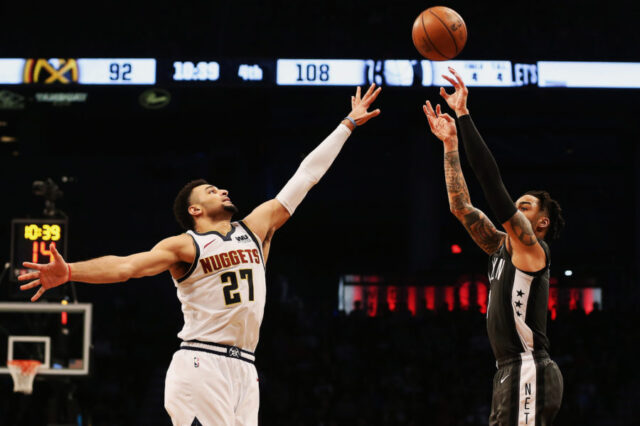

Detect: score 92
[109,62,132,81]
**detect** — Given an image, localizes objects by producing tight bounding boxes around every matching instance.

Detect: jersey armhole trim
[503,238,549,277]
[238,220,265,268]
[177,232,200,283]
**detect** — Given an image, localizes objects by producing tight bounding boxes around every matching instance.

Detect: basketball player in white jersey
[18,84,382,425]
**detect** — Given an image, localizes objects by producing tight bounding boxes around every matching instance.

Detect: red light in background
[476,282,488,314]
[569,289,579,311]
[366,285,378,317]
[451,244,462,254]
[352,285,363,310]
[387,286,398,311]
[407,286,417,316]
[549,287,558,320]
[444,286,455,311]
[425,286,435,311]
[459,282,470,310]
[61,311,68,325]
[583,288,594,314]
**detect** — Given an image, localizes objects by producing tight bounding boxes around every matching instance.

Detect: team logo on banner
[23,59,79,84]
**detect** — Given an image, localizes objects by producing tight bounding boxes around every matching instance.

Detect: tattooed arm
[424,101,506,255]
[439,67,546,271]
[444,150,506,254]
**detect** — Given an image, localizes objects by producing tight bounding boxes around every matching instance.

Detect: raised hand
[18,243,70,302]
[439,67,469,117]
[423,100,457,148]
[347,84,382,126]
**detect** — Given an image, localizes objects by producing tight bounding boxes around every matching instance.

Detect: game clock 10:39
[10,218,68,281]
[173,61,220,81]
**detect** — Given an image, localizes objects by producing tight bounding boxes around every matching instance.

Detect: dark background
[0,0,639,424]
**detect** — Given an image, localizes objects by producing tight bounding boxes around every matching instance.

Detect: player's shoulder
[153,233,197,264]
[154,233,195,251]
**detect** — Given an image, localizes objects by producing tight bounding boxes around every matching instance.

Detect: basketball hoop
[7,360,42,394]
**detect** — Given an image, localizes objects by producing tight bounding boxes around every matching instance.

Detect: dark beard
[223,204,239,215]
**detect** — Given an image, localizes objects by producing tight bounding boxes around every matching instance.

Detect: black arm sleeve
[457,114,517,224]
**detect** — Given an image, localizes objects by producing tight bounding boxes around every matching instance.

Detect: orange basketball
[412,6,467,61]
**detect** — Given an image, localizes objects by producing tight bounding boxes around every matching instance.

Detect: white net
[7,360,41,394]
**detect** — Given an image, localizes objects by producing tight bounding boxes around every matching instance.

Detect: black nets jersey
[486,240,551,360]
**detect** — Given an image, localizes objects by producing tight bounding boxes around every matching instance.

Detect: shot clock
[10,218,68,282]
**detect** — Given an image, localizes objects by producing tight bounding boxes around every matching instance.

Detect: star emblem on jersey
[516,310,522,316]
[191,417,203,426]
[517,290,525,297]
[228,346,241,359]
[515,301,523,308]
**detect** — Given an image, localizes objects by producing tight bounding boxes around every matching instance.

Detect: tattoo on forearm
[443,151,504,254]
[451,194,467,211]
[462,209,505,254]
[444,151,471,211]
[508,213,537,246]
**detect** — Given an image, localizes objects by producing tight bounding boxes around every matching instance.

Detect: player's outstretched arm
[424,100,505,255]
[440,68,545,270]
[243,84,382,260]
[18,234,195,301]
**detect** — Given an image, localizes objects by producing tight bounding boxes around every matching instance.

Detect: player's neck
[194,217,233,235]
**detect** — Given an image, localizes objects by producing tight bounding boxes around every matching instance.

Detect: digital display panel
[2,58,640,88]
[0,58,156,85]
[10,218,68,281]
[537,61,640,88]
[277,59,368,86]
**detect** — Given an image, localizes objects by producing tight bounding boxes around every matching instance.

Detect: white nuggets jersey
[172,221,266,352]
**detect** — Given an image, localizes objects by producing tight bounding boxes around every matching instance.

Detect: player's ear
[537,216,550,231]
[188,204,202,217]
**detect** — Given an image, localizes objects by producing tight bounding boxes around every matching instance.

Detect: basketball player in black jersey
[424,68,564,425]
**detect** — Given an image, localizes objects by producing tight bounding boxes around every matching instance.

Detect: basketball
[412,6,467,61]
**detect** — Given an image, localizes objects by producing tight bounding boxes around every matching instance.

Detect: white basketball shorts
[164,342,259,426]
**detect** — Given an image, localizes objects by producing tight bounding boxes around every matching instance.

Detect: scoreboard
[10,218,68,282]
[1,57,640,88]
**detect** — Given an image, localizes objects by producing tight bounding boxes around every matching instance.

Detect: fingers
[355,86,362,102]
[51,242,65,264]
[423,105,436,131]
[441,112,455,122]
[423,101,437,130]
[18,271,40,281]
[425,100,436,117]
[448,67,467,89]
[442,75,458,87]
[22,262,44,271]
[439,87,450,99]
[436,104,442,116]
[366,109,381,119]
[20,279,41,291]
[351,96,355,110]
[31,287,46,302]
[363,85,381,105]
[363,83,375,99]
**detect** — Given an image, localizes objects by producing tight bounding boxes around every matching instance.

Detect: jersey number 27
[221,269,254,306]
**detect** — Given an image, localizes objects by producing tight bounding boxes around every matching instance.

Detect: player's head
[515,190,564,241]
[173,179,238,230]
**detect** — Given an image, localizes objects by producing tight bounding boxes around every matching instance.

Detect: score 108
[24,224,62,264]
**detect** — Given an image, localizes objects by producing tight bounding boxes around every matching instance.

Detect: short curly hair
[173,179,208,231]
[525,190,565,241]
